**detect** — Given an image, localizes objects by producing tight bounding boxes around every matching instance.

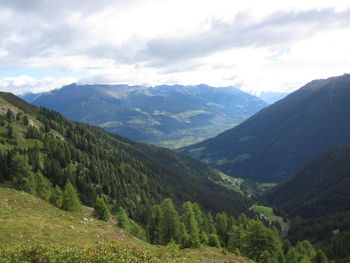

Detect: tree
[6,109,14,122]
[34,171,52,201]
[61,181,82,212]
[50,185,64,208]
[160,198,181,244]
[93,196,110,221]
[313,249,329,263]
[182,202,201,248]
[208,233,221,248]
[10,153,36,194]
[241,219,282,262]
[215,212,228,246]
[117,206,130,229]
[7,124,14,139]
[148,205,163,244]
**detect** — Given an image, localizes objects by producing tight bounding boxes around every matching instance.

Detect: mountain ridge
[181,74,350,182]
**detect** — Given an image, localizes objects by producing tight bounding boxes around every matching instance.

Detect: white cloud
[0,75,77,95]
[1,0,350,94]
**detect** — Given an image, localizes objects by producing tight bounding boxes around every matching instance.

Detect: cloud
[140,8,350,64]
[0,75,77,95]
[1,0,350,95]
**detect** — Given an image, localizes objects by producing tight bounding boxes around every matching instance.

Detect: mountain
[182,74,350,182]
[259,91,289,104]
[23,83,267,148]
[265,145,350,260]
[0,92,330,263]
[0,91,250,218]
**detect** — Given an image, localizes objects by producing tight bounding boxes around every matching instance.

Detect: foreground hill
[23,83,266,148]
[265,145,350,261]
[0,91,249,218]
[182,74,350,182]
[0,187,250,263]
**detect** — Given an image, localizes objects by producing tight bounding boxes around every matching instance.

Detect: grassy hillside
[182,74,350,182]
[0,186,251,263]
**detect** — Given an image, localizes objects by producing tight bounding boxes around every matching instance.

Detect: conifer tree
[148,205,163,244]
[215,212,228,246]
[50,185,64,208]
[93,196,110,221]
[242,219,282,262]
[313,249,329,263]
[208,233,221,248]
[117,206,130,229]
[61,181,82,212]
[10,153,36,194]
[34,171,52,201]
[182,201,201,248]
[160,198,181,244]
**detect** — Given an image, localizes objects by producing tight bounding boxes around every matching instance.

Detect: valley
[23,84,266,148]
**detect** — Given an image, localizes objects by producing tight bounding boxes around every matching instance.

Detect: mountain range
[182,74,350,182]
[22,83,267,148]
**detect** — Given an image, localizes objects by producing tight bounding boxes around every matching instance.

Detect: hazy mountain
[259,91,289,104]
[182,74,350,182]
[23,83,267,148]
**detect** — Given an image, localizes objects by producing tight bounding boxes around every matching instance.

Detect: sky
[1,0,350,95]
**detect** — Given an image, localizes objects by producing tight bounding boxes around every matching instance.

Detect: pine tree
[117,206,130,229]
[10,153,36,194]
[34,171,52,201]
[215,212,228,246]
[160,198,181,244]
[61,181,82,212]
[313,249,329,263]
[182,201,201,248]
[208,233,221,248]
[241,219,282,262]
[93,196,110,221]
[50,185,64,208]
[148,205,163,244]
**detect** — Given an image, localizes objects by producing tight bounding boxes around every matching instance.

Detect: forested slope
[0,91,249,220]
[265,145,350,260]
[182,74,350,182]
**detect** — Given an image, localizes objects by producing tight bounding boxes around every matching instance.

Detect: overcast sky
[1,0,350,95]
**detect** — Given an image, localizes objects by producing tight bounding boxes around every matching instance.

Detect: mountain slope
[265,145,350,260]
[0,186,250,263]
[24,84,266,148]
[182,74,350,182]
[0,91,250,218]
[265,145,350,218]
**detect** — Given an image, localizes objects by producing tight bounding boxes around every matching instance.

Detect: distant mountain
[259,91,289,104]
[0,91,250,217]
[182,74,350,182]
[265,145,350,260]
[23,84,267,148]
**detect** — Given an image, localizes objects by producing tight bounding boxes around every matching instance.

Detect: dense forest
[265,145,350,260]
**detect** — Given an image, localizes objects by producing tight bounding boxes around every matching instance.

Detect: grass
[0,186,251,263]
